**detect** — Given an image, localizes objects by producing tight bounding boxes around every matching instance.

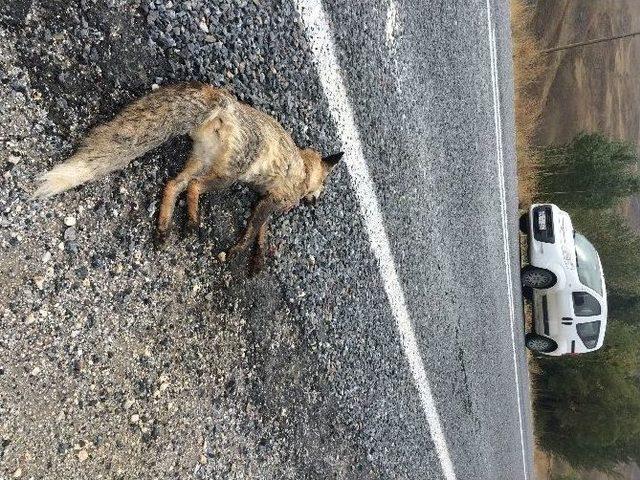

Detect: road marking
[293,1,457,479]
[385,0,398,49]
[486,1,530,479]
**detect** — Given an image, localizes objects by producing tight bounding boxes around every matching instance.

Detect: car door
[537,287,573,339]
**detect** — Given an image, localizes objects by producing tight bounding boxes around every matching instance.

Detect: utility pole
[542,30,640,53]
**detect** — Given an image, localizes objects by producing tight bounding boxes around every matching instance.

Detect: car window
[576,321,601,349]
[574,233,603,294]
[572,291,602,317]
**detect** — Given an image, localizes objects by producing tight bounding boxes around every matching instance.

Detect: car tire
[519,212,529,234]
[521,266,557,289]
[525,333,558,353]
[522,286,533,301]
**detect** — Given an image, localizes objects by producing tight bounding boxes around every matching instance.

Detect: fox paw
[154,228,169,247]
[249,253,265,276]
[185,220,201,236]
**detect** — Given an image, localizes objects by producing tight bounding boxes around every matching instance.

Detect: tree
[533,322,640,471]
[537,132,640,209]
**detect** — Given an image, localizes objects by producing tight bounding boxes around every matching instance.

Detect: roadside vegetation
[510,0,545,206]
[530,135,640,474]
[511,0,640,477]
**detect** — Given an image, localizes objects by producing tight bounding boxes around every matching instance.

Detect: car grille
[533,206,555,243]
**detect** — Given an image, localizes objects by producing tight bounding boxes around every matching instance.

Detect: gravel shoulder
[1,1,432,478]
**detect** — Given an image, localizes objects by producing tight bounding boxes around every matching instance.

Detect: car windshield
[576,321,601,349]
[574,233,603,294]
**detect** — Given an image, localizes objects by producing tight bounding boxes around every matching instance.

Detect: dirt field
[532,0,640,229]
[533,0,640,145]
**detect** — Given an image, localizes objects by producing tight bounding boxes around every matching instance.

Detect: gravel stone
[63,227,77,241]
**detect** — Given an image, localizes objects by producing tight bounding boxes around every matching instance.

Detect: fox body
[34,82,342,269]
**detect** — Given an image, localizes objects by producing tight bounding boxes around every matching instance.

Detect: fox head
[300,149,343,203]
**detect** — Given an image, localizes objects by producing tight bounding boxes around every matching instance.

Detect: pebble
[33,276,45,290]
[12,467,22,478]
[31,366,41,376]
[8,155,20,165]
[64,216,77,227]
[130,414,140,424]
[64,227,77,241]
[78,449,89,462]
[217,251,226,262]
[42,251,52,263]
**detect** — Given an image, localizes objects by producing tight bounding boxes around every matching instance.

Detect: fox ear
[322,152,344,168]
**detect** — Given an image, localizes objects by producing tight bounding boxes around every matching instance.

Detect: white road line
[486,1,529,479]
[293,1,457,479]
[385,0,398,49]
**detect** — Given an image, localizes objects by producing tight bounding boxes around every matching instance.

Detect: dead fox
[33,82,342,270]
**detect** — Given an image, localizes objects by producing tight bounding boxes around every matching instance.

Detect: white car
[520,203,607,356]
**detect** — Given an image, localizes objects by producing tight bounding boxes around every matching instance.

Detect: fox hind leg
[157,156,203,239]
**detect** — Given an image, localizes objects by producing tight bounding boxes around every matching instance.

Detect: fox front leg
[228,196,280,260]
[186,175,230,231]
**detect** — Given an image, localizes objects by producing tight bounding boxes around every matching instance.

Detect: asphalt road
[0,0,532,479]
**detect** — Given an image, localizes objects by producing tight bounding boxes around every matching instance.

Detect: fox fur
[33,82,342,269]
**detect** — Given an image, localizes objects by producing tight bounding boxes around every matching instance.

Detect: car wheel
[521,266,557,289]
[525,333,558,353]
[521,286,533,301]
[519,213,529,234]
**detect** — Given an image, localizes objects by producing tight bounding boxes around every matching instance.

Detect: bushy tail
[33,83,231,198]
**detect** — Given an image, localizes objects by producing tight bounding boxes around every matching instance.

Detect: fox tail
[32,83,230,198]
